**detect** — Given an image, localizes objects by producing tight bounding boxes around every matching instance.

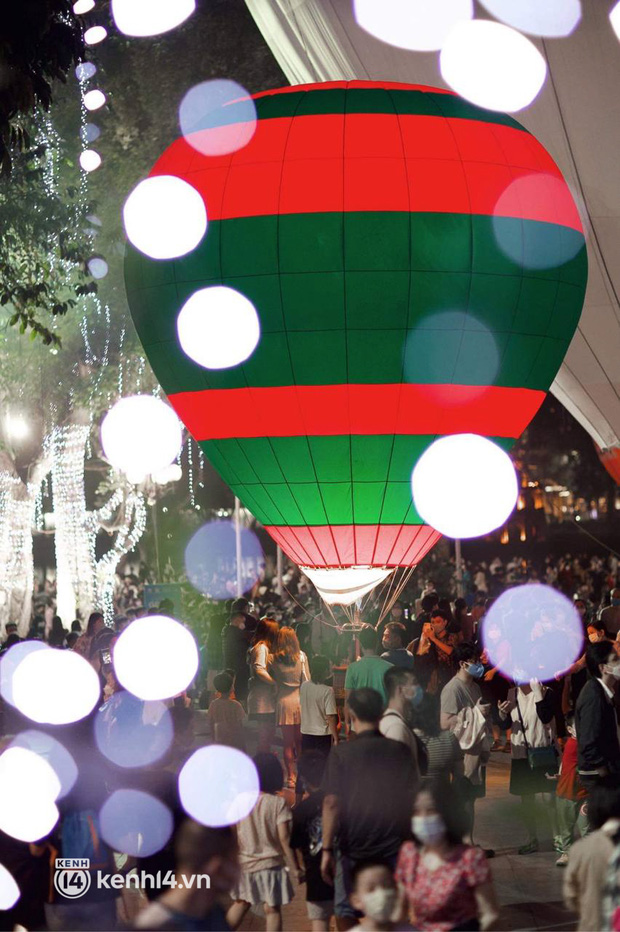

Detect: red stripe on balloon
[168,383,545,441]
[264,523,442,569]
[151,115,582,232]
[252,81,458,98]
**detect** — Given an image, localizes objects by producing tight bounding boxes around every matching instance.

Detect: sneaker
[556,853,569,867]
[518,840,539,855]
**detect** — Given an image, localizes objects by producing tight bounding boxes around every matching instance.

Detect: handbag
[515,693,558,773]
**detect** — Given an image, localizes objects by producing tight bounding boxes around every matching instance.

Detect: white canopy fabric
[246,0,620,450]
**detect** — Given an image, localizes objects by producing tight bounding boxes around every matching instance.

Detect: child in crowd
[227,753,300,932]
[290,752,334,932]
[300,654,339,756]
[206,671,246,751]
[349,861,412,932]
[553,711,589,866]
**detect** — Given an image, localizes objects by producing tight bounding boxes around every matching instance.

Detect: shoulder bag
[515,693,558,773]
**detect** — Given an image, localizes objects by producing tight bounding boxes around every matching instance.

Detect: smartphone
[101,648,111,665]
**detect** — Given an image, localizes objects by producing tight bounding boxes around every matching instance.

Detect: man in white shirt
[379,666,421,781]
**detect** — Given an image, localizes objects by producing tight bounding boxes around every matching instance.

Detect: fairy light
[187,437,195,507]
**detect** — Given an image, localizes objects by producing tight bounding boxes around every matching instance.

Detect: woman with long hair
[270,626,309,788]
[396,781,499,930]
[247,617,279,753]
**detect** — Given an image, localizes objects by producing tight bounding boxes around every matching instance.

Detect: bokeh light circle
[12,649,100,725]
[79,149,101,172]
[81,123,101,143]
[0,748,60,841]
[123,175,207,260]
[84,25,107,45]
[612,2,620,41]
[101,395,183,479]
[0,640,49,707]
[10,731,78,799]
[179,79,256,156]
[354,0,473,51]
[481,584,584,682]
[479,0,581,38]
[112,0,196,36]
[179,746,259,827]
[88,257,109,279]
[83,89,106,111]
[0,864,20,910]
[99,790,173,856]
[412,434,518,538]
[113,615,199,700]
[185,520,264,600]
[404,311,499,389]
[94,691,173,767]
[493,174,585,270]
[440,20,547,112]
[73,0,95,13]
[177,286,260,370]
[75,62,97,81]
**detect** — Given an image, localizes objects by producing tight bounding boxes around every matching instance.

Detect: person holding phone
[498,678,558,855]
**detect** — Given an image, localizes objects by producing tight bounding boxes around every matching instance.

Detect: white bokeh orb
[12,649,100,725]
[84,25,107,45]
[354,0,473,51]
[100,790,173,856]
[73,0,95,13]
[152,463,183,485]
[0,864,20,910]
[479,0,581,38]
[79,149,101,172]
[113,615,199,701]
[0,748,60,841]
[75,61,97,81]
[611,1,620,40]
[440,20,547,112]
[412,433,518,538]
[101,395,183,480]
[0,641,49,707]
[123,175,207,260]
[177,286,260,370]
[179,80,256,157]
[179,746,259,827]
[112,0,195,36]
[10,731,78,799]
[83,89,106,111]
[88,257,109,279]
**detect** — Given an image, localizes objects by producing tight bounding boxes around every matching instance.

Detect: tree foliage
[0,0,84,173]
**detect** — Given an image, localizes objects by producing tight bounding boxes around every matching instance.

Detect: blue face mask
[410,685,424,708]
[466,662,485,679]
[612,599,620,607]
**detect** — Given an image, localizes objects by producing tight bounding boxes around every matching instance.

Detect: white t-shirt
[300,681,337,735]
[380,709,419,771]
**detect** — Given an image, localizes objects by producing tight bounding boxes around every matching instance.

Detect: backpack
[61,809,111,870]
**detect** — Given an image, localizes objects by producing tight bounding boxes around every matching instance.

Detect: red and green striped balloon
[125,81,587,574]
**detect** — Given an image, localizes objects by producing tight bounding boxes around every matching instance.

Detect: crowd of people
[2,549,620,930]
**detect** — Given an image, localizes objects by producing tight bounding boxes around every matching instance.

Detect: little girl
[227,753,300,932]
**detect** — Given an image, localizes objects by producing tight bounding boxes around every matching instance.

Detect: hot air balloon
[596,444,620,485]
[124,81,587,605]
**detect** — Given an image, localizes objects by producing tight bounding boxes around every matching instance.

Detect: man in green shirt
[344,627,393,732]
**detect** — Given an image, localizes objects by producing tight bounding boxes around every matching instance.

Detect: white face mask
[412,813,446,846]
[606,661,620,679]
[362,886,398,923]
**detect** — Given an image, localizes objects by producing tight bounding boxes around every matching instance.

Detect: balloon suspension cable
[376,566,416,629]
[545,499,620,560]
[281,580,342,629]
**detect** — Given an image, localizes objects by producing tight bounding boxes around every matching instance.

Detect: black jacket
[575,678,620,775]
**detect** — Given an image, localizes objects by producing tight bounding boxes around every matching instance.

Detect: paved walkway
[239,751,577,932]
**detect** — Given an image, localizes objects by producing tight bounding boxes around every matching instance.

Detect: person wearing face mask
[395,783,499,931]
[575,641,620,790]
[416,610,460,696]
[601,588,620,637]
[379,667,423,780]
[440,643,493,855]
[498,677,559,855]
[349,861,412,932]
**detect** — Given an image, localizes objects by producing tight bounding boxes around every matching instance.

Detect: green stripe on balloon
[197,434,514,527]
[125,212,586,395]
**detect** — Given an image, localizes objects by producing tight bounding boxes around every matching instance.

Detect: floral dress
[396,841,490,931]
